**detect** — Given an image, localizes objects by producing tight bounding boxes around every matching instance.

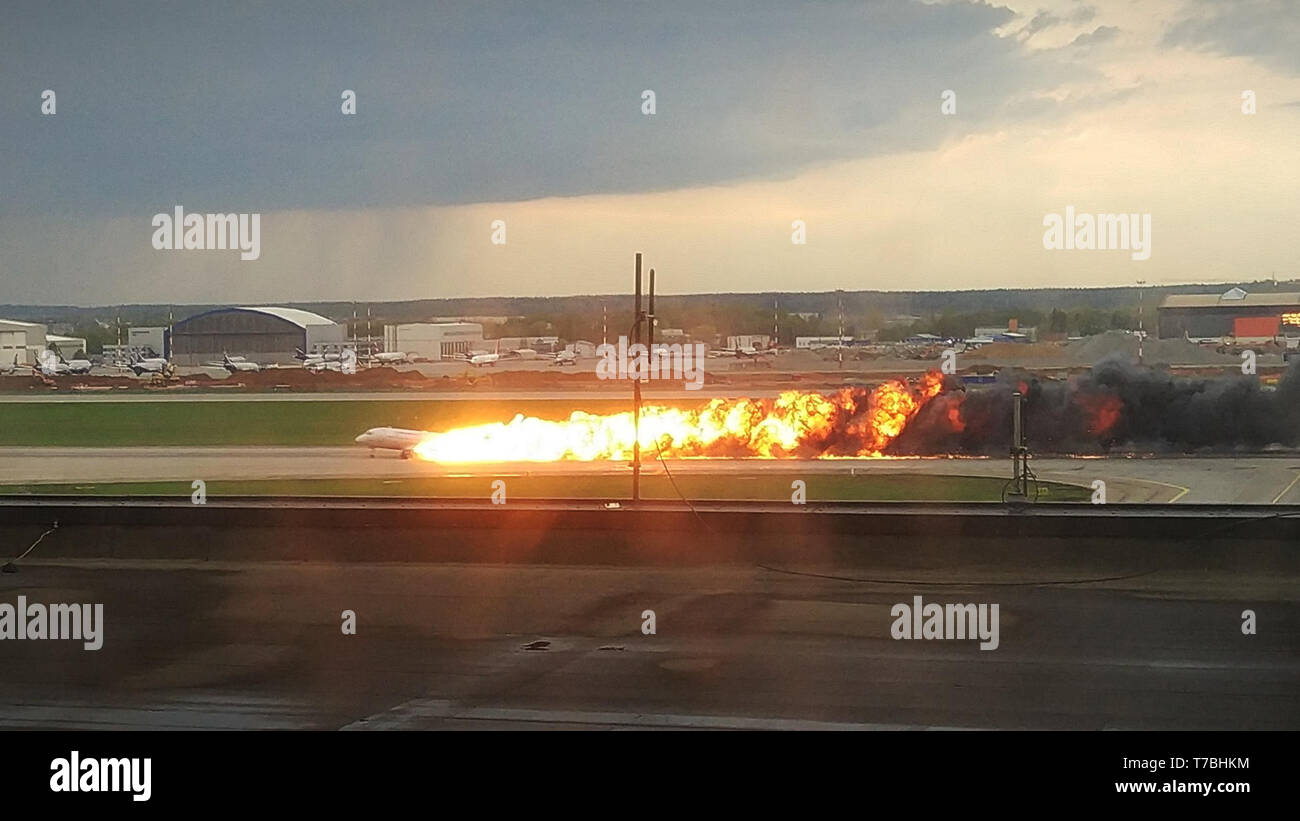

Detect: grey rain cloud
[1069,25,1119,48]
[2,0,1100,217]
[1019,5,1098,39]
[1162,0,1300,75]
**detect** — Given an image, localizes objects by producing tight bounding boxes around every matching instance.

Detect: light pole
[837,291,845,369]
[1137,279,1145,364]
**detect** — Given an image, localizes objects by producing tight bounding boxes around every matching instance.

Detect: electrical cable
[3,522,58,571]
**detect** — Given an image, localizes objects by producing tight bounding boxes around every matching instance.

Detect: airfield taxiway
[1,447,1298,504]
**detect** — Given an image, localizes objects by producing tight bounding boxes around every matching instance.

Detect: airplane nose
[354,433,367,443]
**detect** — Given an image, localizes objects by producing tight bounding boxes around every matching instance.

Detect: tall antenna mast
[632,254,643,503]
[837,292,845,369]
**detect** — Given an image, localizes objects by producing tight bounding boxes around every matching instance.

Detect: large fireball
[413,372,944,462]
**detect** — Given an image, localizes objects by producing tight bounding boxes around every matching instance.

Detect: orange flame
[414,372,944,462]
[1079,392,1123,436]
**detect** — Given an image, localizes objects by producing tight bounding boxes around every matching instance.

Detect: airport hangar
[1158,287,1300,341]
[384,322,485,361]
[0,319,87,363]
[169,306,346,365]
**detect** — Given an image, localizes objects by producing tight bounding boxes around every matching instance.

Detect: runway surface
[0,388,796,402]
[2,447,1300,503]
[1,560,1294,730]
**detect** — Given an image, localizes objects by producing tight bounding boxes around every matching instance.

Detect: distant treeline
[2,279,1293,352]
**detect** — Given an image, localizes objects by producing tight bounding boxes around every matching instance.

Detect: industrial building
[492,335,560,353]
[46,334,88,358]
[974,321,1037,342]
[384,322,484,361]
[795,335,853,349]
[0,319,46,365]
[1158,288,1300,341]
[103,326,170,362]
[726,334,771,351]
[170,306,345,365]
[0,320,87,363]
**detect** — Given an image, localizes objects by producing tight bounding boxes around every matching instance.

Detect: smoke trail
[889,355,1300,455]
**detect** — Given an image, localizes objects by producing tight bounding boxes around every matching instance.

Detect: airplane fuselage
[354,427,430,459]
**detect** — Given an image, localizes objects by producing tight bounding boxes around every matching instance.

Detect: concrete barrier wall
[1,498,1296,574]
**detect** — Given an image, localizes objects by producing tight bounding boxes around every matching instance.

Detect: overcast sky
[1,0,1297,305]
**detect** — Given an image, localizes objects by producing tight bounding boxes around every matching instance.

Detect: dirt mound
[1064,332,1240,366]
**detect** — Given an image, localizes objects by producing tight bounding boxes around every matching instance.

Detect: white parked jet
[129,351,170,375]
[36,350,88,376]
[38,350,92,375]
[57,351,93,374]
[216,353,261,373]
[354,427,431,459]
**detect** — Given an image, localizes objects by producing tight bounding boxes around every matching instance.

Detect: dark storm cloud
[1162,0,1300,75]
[1069,25,1119,48]
[1019,5,1097,38]
[0,0,1088,216]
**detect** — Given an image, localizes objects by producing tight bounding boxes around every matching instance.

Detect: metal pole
[838,293,844,368]
[1007,390,1028,499]
[1137,280,1145,364]
[648,268,655,349]
[632,253,642,503]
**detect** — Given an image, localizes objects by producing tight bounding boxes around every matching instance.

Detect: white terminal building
[384,322,485,361]
[103,326,170,362]
[726,334,772,350]
[0,319,87,364]
[795,335,854,349]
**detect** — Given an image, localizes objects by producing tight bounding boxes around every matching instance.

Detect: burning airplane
[408,356,1300,463]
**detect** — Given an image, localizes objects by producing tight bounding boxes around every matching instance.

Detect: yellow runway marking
[1155,481,1191,503]
[1271,471,1300,505]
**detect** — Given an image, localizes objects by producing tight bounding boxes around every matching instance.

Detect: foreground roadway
[2,447,1300,503]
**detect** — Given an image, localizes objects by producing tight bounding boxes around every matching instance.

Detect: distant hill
[3,280,1294,327]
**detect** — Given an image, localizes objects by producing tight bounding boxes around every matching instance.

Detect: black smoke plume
[889,355,1300,455]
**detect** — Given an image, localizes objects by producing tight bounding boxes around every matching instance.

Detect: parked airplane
[56,350,93,374]
[354,426,431,459]
[371,351,408,364]
[305,358,358,373]
[213,353,261,373]
[295,347,344,365]
[464,352,499,366]
[36,350,83,376]
[1,354,30,375]
[129,351,170,375]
